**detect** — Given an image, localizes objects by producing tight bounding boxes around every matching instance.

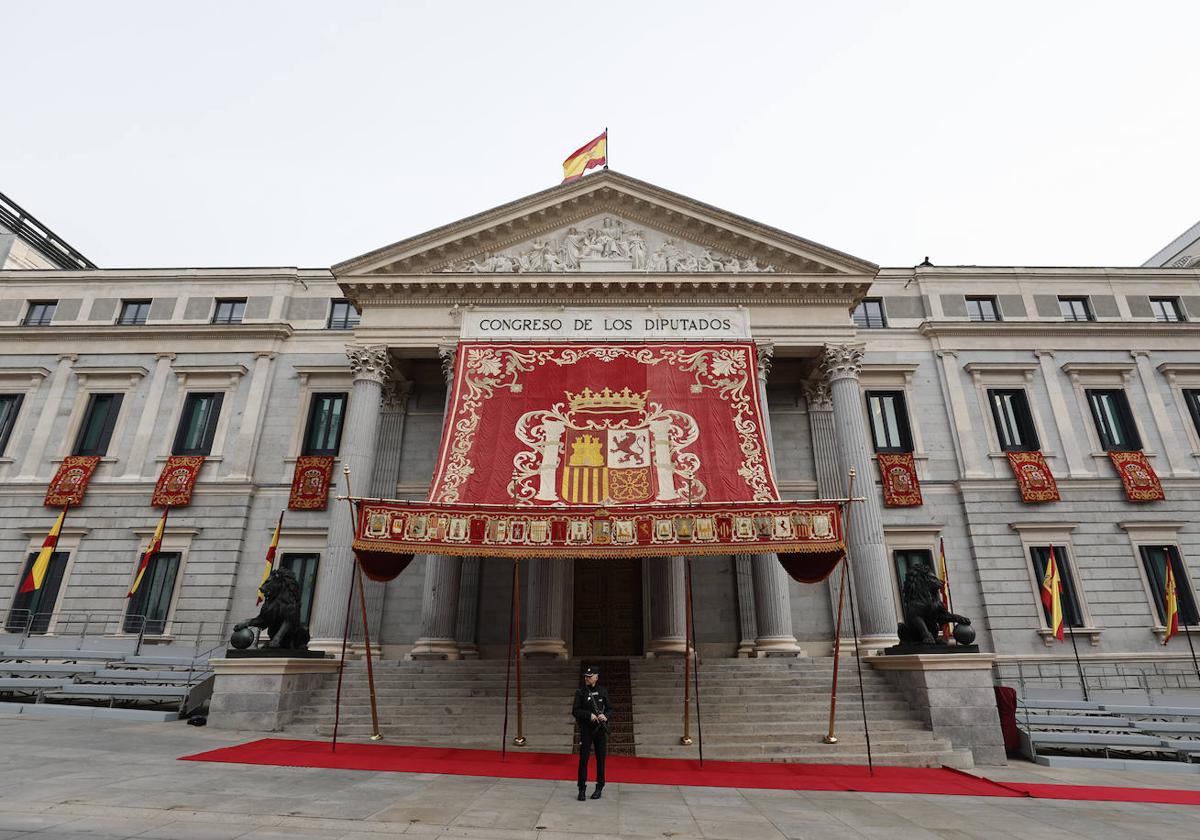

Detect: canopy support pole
[513,557,526,746]
[502,558,516,759]
[342,466,382,742]
[840,468,874,775]
[686,557,704,766]
[680,560,693,748]
[823,559,849,744]
[330,487,358,753]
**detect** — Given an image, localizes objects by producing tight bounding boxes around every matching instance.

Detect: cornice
[0,324,295,342]
[919,320,1200,339]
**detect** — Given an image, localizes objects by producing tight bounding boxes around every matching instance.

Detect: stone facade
[1,172,1199,702]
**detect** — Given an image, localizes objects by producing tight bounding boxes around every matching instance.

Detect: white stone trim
[934,350,986,478]
[964,361,1056,479]
[1121,530,1196,639]
[15,355,76,481]
[54,366,147,464]
[0,367,50,467]
[162,362,247,463]
[123,525,199,638]
[883,524,944,620]
[16,527,90,636]
[209,657,339,675]
[1062,360,1156,465]
[1009,522,1099,646]
[859,362,928,473]
[287,367,354,462]
[1157,363,1200,459]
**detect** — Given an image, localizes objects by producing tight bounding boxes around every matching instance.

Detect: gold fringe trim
[353,538,845,560]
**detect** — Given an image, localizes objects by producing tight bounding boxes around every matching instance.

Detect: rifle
[585,688,611,737]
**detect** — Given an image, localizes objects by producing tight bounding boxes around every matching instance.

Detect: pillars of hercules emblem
[648,555,689,656]
[522,558,568,658]
[822,343,899,648]
[409,344,464,660]
[310,345,390,648]
[748,341,803,655]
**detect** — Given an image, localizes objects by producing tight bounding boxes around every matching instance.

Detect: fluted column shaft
[455,557,482,658]
[734,555,757,657]
[523,558,568,657]
[647,556,688,656]
[805,381,851,633]
[311,346,390,645]
[823,343,898,646]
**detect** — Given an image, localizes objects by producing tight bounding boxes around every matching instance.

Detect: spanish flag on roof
[562,130,607,183]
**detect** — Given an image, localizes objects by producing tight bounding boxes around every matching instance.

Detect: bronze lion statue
[897,559,971,645]
[232,568,310,650]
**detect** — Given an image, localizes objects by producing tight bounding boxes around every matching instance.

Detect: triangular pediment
[333,171,877,278]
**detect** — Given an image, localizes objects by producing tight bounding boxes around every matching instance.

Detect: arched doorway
[572,557,643,656]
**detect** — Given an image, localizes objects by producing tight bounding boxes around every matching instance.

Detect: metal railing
[995,660,1200,701]
[1,607,224,657]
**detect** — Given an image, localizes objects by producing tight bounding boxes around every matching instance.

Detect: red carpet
[181,738,1200,804]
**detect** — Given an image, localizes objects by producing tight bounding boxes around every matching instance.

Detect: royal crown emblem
[566,387,648,414]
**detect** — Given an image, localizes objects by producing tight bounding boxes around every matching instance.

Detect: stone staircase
[285,656,971,768]
[630,658,973,768]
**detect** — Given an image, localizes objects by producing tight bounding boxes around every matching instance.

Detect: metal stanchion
[839,468,875,775]
[342,467,382,741]
[513,557,526,747]
[823,560,849,744]
[681,558,693,747]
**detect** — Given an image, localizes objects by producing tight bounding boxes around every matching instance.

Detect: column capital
[803,379,833,411]
[438,343,457,387]
[345,345,392,385]
[381,375,413,412]
[755,340,775,382]
[820,343,864,383]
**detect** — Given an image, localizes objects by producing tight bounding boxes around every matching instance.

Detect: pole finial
[848,467,856,479]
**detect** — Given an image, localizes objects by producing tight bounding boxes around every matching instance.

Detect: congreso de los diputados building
[1,172,1199,767]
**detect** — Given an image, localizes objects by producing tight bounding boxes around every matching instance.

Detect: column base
[645,638,690,657]
[307,639,361,659]
[735,640,757,658]
[856,633,900,654]
[754,636,805,657]
[457,643,480,660]
[521,639,568,659]
[406,637,462,661]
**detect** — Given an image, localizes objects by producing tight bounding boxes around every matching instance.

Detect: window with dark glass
[302,393,347,456]
[1185,389,1200,440]
[966,296,1001,322]
[172,392,223,455]
[866,390,913,452]
[0,393,23,455]
[988,389,1039,452]
[123,551,181,635]
[23,301,57,326]
[894,549,936,612]
[1150,297,1185,323]
[1141,545,1200,626]
[212,298,246,325]
[118,299,152,325]
[6,551,69,634]
[1030,546,1085,629]
[1086,389,1141,451]
[328,299,361,330]
[72,393,124,457]
[1058,297,1092,322]
[852,299,887,329]
[279,553,320,625]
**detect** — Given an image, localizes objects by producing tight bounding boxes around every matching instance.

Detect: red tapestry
[288,456,334,510]
[44,455,101,506]
[352,499,845,581]
[1006,451,1060,503]
[151,456,206,507]
[1108,451,1165,502]
[877,453,922,507]
[431,342,779,507]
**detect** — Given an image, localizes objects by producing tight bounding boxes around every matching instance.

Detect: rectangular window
[893,549,935,613]
[73,393,124,456]
[118,300,152,326]
[6,551,69,634]
[1030,546,1085,629]
[852,299,887,329]
[988,389,1039,452]
[1150,297,1185,323]
[1086,389,1141,451]
[212,298,246,325]
[966,296,1001,322]
[866,390,913,452]
[124,551,181,635]
[302,393,347,456]
[1058,296,1093,322]
[172,392,224,456]
[0,393,23,454]
[1140,545,1200,626]
[327,299,361,330]
[23,301,57,326]
[279,553,320,625]
[1185,389,1200,440]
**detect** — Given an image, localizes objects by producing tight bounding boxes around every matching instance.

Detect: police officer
[572,665,612,801]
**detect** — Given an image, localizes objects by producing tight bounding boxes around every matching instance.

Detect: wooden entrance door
[573,557,643,657]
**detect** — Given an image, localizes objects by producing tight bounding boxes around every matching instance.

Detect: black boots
[590,785,604,800]
[577,787,586,801]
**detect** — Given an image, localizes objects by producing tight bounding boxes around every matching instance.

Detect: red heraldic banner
[289,456,334,510]
[44,455,101,506]
[1006,451,1060,503]
[876,452,922,507]
[1108,450,1165,502]
[151,456,206,507]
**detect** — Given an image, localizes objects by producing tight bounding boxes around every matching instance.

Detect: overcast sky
[5,1,1197,269]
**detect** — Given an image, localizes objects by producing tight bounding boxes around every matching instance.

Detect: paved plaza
[0,714,1197,840]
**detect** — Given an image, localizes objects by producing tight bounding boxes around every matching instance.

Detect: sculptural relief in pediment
[440,215,776,274]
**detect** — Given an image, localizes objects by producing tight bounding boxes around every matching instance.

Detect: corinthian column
[310,345,391,648]
[409,344,463,660]
[822,343,898,648]
[647,556,688,656]
[523,558,568,658]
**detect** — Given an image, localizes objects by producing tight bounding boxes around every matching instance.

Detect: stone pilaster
[522,558,568,658]
[455,557,482,659]
[310,345,391,647]
[647,556,689,656]
[734,555,758,658]
[822,343,898,648]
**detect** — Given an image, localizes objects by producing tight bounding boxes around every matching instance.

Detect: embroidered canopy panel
[352,341,844,580]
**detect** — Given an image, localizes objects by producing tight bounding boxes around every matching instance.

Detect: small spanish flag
[562,130,607,183]
[129,508,168,597]
[257,510,284,604]
[20,506,68,593]
[1041,546,1065,641]
[1163,560,1180,644]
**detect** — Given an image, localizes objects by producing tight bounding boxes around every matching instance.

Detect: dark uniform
[572,671,613,799]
